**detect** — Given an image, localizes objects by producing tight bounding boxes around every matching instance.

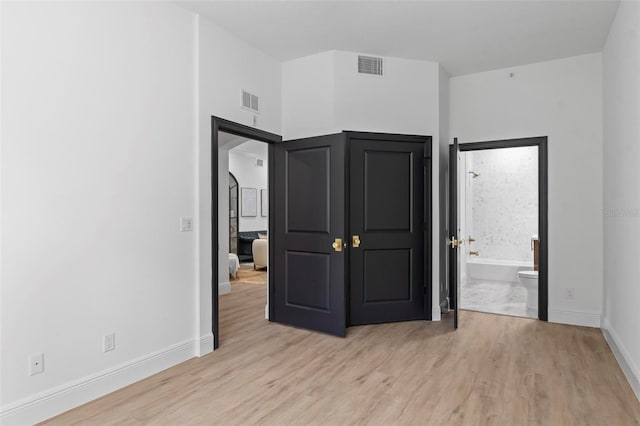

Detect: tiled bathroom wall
[466,146,538,262]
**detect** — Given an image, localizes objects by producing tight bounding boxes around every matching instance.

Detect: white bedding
[229,253,240,278]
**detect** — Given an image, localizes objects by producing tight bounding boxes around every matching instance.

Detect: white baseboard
[431,307,441,321]
[602,318,640,402]
[265,303,269,320]
[0,338,198,426]
[197,333,214,356]
[219,281,231,295]
[548,307,601,328]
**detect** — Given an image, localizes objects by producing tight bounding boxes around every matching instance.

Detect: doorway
[212,117,281,349]
[449,137,548,328]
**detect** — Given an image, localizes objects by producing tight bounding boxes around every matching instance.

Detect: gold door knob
[352,235,361,248]
[332,238,343,252]
[449,236,464,248]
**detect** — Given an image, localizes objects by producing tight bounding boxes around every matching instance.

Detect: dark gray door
[449,137,461,329]
[349,136,427,325]
[272,134,346,337]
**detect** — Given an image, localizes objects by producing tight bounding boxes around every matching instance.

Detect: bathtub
[466,258,533,282]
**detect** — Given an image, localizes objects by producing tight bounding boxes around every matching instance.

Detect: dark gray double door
[271,132,431,336]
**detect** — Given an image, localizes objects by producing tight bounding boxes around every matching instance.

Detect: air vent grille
[358,55,383,76]
[256,158,264,167]
[241,90,260,112]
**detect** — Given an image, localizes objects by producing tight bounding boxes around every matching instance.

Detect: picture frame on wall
[241,187,257,217]
[261,189,268,217]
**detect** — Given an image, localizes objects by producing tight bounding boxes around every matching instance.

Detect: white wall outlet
[29,353,44,376]
[565,288,576,300]
[103,333,115,352]
[180,217,193,232]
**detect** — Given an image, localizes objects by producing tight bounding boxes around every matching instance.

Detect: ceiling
[219,131,249,149]
[180,0,619,76]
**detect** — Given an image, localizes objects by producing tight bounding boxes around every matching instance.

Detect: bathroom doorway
[449,137,548,325]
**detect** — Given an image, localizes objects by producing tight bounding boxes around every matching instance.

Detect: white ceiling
[219,131,249,149]
[180,0,619,76]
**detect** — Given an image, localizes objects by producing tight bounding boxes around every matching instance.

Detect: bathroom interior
[458,146,540,319]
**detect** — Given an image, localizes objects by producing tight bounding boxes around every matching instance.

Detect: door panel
[272,134,346,337]
[349,138,425,325]
[363,249,411,302]
[364,151,411,231]
[286,147,330,233]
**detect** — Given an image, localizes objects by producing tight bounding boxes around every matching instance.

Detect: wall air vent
[256,158,264,167]
[241,90,260,113]
[358,55,383,76]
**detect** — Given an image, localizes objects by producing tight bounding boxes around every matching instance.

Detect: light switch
[180,217,193,232]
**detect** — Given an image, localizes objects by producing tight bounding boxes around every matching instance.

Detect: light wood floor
[45,282,640,425]
[231,264,267,284]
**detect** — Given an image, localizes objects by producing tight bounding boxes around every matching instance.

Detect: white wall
[0,4,283,423]
[438,65,450,311]
[602,1,640,399]
[1,2,197,423]
[196,15,281,343]
[282,51,336,140]
[229,141,269,232]
[468,147,538,262]
[450,53,604,327]
[333,51,439,135]
[282,50,441,135]
[282,51,443,319]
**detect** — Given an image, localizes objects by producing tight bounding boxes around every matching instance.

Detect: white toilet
[518,270,539,312]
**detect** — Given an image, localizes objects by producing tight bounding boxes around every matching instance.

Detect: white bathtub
[466,258,533,282]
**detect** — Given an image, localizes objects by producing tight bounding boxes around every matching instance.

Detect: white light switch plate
[104,333,115,352]
[180,217,193,232]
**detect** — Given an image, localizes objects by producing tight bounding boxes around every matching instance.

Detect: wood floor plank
[43,281,640,425]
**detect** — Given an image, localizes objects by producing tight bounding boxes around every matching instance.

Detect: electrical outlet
[29,353,44,376]
[103,333,115,353]
[565,288,576,300]
[180,217,193,232]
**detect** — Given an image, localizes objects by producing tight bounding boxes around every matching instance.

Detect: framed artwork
[261,189,268,217]
[241,187,257,217]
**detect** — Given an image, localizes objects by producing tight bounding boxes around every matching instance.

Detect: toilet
[518,270,539,312]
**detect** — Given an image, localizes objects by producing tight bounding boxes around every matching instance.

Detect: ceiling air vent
[241,90,260,113]
[358,55,383,76]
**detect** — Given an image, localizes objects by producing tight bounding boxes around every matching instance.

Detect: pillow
[258,233,267,239]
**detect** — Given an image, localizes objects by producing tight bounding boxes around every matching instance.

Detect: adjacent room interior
[218,132,269,345]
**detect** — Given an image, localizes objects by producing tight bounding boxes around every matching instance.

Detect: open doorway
[212,117,281,349]
[449,137,548,327]
[228,141,269,280]
[458,146,539,319]
[220,138,269,343]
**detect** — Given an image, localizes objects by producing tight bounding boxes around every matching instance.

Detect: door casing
[449,136,549,322]
[211,117,282,349]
